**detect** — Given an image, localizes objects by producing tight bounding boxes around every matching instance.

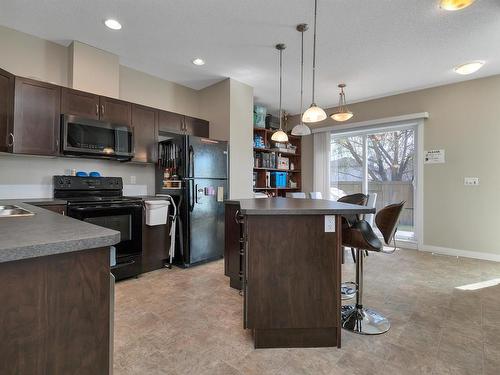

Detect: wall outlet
[130,176,136,184]
[464,177,479,186]
[324,215,336,233]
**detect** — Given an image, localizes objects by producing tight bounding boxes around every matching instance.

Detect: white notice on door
[324,215,336,232]
[424,149,445,164]
[217,186,224,202]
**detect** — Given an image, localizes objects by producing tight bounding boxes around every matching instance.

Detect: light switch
[324,215,336,232]
[464,177,479,186]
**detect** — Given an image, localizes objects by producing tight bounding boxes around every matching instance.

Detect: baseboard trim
[420,245,500,262]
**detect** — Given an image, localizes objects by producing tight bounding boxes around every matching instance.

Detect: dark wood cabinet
[0,68,14,153]
[39,204,67,216]
[142,220,170,273]
[61,87,99,119]
[100,96,131,126]
[224,202,242,289]
[158,110,183,134]
[185,115,209,137]
[131,104,157,163]
[13,77,61,156]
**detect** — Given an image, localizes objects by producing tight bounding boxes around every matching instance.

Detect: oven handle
[68,203,144,212]
[111,259,136,270]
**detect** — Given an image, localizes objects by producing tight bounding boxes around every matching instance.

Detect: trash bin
[144,200,170,226]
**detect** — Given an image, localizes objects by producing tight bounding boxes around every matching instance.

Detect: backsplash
[0,154,155,198]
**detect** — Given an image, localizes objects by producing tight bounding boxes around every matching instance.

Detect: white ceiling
[1,0,499,115]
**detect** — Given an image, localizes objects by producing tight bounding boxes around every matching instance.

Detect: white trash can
[145,200,170,226]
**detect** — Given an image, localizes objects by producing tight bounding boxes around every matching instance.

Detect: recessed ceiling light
[454,61,485,75]
[104,19,122,30]
[192,58,205,66]
[439,0,475,11]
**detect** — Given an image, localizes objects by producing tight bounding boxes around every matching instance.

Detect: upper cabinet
[158,110,209,137]
[158,110,183,134]
[131,104,157,163]
[100,97,131,126]
[0,68,14,153]
[12,77,61,156]
[184,115,209,137]
[61,88,100,120]
[61,89,131,126]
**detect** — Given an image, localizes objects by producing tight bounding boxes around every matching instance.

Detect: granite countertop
[237,197,376,216]
[0,200,120,264]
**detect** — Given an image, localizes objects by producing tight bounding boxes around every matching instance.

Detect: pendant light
[330,83,354,122]
[271,43,289,143]
[291,24,312,136]
[302,0,327,123]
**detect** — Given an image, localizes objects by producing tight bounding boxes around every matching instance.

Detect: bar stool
[341,202,405,335]
[337,193,368,300]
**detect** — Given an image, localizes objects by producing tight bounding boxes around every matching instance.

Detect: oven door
[67,202,143,274]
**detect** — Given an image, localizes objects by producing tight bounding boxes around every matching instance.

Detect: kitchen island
[225,198,374,349]
[0,201,119,374]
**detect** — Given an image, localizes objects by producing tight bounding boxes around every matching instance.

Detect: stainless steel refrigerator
[156,132,228,267]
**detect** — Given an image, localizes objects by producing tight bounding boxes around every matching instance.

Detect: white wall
[199,79,230,141]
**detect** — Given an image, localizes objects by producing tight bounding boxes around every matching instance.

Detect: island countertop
[0,200,120,263]
[236,197,376,216]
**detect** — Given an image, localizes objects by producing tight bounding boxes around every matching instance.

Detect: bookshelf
[253,127,302,197]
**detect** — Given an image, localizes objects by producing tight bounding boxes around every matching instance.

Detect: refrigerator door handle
[195,184,199,204]
[188,145,194,178]
[189,179,195,212]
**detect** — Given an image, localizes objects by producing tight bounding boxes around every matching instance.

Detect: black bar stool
[341,202,405,335]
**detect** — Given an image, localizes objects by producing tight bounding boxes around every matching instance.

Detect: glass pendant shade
[291,123,312,136]
[302,104,327,123]
[271,129,289,142]
[331,111,353,122]
[330,83,353,122]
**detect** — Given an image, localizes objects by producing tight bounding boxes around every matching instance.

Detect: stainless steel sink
[0,205,35,217]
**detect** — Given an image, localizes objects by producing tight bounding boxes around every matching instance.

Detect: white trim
[415,120,425,250]
[421,245,500,263]
[312,112,429,134]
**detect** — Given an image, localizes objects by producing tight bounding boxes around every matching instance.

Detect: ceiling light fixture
[292,24,312,136]
[271,44,289,143]
[104,19,122,30]
[330,84,354,122]
[454,60,484,75]
[192,58,205,66]
[439,0,475,11]
[302,0,327,123]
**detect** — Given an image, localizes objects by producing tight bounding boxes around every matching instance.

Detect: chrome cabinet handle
[101,105,105,116]
[95,104,99,116]
[7,132,14,147]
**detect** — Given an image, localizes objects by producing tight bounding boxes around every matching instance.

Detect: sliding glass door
[331,125,417,242]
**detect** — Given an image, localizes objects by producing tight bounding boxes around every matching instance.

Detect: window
[330,125,417,241]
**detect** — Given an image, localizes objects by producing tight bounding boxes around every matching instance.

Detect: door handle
[195,184,199,204]
[101,105,105,116]
[189,180,195,212]
[7,132,14,148]
[95,104,99,116]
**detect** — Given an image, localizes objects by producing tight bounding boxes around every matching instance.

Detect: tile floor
[113,249,500,375]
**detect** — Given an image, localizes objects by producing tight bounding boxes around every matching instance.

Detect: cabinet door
[131,104,157,163]
[184,115,209,137]
[158,110,183,133]
[13,77,61,156]
[61,88,99,119]
[99,97,131,126]
[0,68,14,153]
[40,204,66,215]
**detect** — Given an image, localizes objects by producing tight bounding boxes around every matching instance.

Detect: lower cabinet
[142,220,170,273]
[224,202,243,290]
[39,204,66,216]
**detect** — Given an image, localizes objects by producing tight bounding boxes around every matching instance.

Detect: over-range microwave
[61,114,134,161]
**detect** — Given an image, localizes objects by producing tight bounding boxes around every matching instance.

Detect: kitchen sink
[0,205,35,217]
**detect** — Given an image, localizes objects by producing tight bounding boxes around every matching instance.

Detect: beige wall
[229,79,254,199]
[297,75,500,257]
[199,79,230,141]
[120,66,200,117]
[199,78,253,199]
[70,41,120,98]
[0,25,68,85]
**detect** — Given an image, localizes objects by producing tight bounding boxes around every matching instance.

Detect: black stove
[54,176,143,280]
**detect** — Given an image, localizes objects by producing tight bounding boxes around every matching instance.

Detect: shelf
[253,187,301,190]
[253,167,301,172]
[253,147,300,156]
